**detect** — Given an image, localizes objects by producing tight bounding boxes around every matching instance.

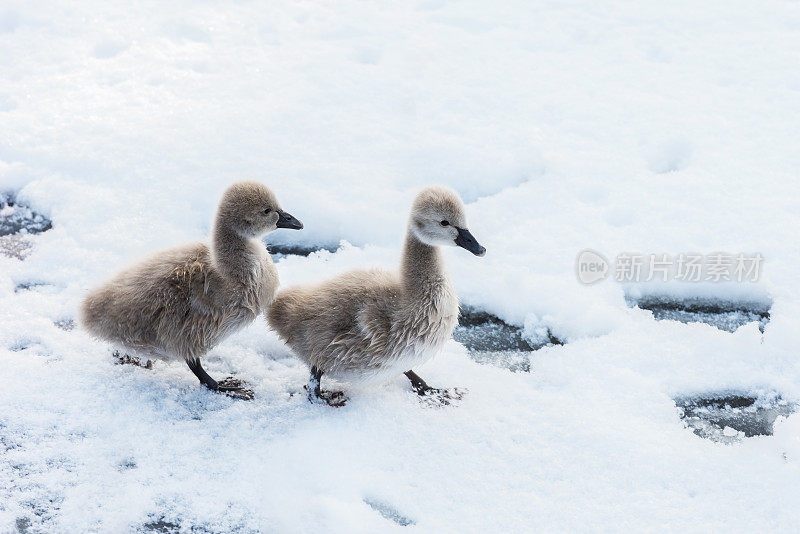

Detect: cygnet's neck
[400,230,447,294]
[212,222,261,285]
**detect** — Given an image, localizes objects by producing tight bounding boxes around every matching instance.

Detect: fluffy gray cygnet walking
[268,185,485,406]
[80,181,303,399]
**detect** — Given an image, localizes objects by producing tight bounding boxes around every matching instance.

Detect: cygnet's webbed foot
[305,387,348,407]
[216,377,255,401]
[306,366,348,407]
[405,370,466,407]
[113,351,153,369]
[418,387,467,407]
[186,358,253,400]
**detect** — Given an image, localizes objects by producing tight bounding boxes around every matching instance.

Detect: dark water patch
[627,296,771,333]
[142,517,181,533]
[265,243,338,260]
[364,498,415,526]
[676,393,795,443]
[454,306,562,372]
[0,192,52,236]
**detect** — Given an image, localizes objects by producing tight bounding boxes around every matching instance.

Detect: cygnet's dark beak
[276,210,303,230]
[454,227,486,257]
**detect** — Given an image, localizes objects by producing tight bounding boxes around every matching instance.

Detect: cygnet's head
[409,186,486,256]
[216,181,303,238]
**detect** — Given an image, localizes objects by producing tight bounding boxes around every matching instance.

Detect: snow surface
[2,0,800,531]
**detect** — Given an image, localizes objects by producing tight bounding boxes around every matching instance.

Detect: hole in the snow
[53,318,76,331]
[142,516,181,533]
[265,242,338,260]
[627,295,771,333]
[10,341,30,352]
[117,457,137,471]
[0,192,52,237]
[364,498,415,526]
[14,281,58,293]
[453,305,562,373]
[9,339,48,355]
[676,393,795,443]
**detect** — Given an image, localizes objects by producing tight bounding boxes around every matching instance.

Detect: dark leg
[308,366,323,402]
[186,358,253,400]
[187,357,219,390]
[404,370,432,395]
[306,366,347,407]
[404,369,466,406]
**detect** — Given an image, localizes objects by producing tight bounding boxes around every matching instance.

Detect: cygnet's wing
[323,269,400,371]
[81,242,211,354]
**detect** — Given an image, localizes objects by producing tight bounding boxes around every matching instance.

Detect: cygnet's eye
[440,220,450,227]
[264,208,272,215]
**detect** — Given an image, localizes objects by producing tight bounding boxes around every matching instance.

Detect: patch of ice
[627,295,771,333]
[676,394,796,443]
[452,306,562,372]
[0,193,52,237]
[265,242,340,261]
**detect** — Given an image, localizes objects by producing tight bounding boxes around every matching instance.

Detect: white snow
[2,0,800,531]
